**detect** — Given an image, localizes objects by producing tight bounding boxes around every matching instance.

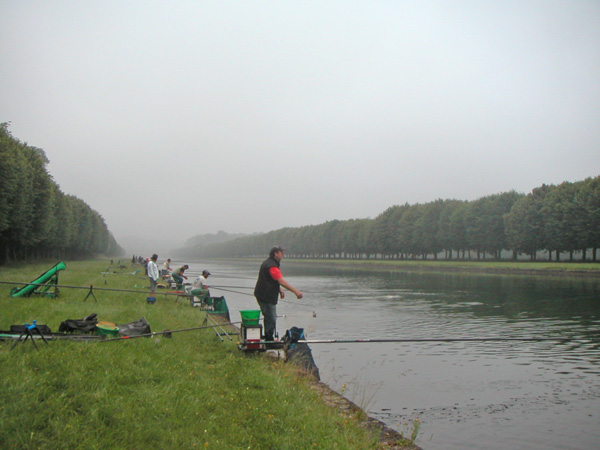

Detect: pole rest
[13,320,48,351]
[83,284,98,302]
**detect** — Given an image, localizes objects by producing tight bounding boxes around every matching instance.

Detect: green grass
[0,259,393,450]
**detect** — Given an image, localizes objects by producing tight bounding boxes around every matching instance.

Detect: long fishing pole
[271,337,597,344]
[210,286,254,297]
[0,280,187,298]
[209,284,322,295]
[99,312,300,343]
[185,273,256,281]
[210,285,255,290]
[206,285,317,316]
[0,332,105,342]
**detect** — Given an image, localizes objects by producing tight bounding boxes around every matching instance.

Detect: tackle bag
[117,317,151,337]
[283,327,320,380]
[282,326,305,346]
[58,313,98,334]
[10,324,52,334]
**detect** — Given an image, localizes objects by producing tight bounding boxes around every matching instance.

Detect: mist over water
[183,259,600,450]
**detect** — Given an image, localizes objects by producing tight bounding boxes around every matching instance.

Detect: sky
[1,1,599,254]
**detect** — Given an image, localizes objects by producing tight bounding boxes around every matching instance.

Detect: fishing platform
[237,309,285,352]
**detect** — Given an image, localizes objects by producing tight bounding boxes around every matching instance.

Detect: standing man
[147,253,159,302]
[254,246,303,342]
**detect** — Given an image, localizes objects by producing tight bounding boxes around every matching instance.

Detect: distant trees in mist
[194,176,600,262]
[0,123,123,264]
[2,122,597,264]
[173,230,253,258]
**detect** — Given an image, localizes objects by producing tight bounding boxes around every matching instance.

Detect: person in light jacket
[147,254,159,298]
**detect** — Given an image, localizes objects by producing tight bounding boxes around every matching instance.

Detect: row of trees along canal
[0,123,124,263]
[178,175,600,262]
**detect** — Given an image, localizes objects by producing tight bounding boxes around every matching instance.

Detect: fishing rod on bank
[103,323,597,345]
[208,284,322,296]
[206,285,317,316]
[209,284,255,290]
[1,279,320,322]
[0,280,189,300]
[2,312,303,347]
[261,336,600,344]
[99,313,292,343]
[185,272,257,281]
[208,283,327,296]
[99,320,245,342]
[209,286,254,296]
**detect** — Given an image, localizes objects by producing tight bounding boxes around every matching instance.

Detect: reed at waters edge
[0,259,416,449]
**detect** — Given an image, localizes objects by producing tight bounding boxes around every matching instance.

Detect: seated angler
[161,258,172,279]
[191,269,211,306]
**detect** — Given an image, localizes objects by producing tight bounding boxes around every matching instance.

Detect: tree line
[0,124,124,264]
[192,176,600,262]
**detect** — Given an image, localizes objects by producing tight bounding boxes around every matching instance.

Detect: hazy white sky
[1,1,599,253]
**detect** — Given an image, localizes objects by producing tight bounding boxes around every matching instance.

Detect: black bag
[58,313,98,334]
[283,326,305,344]
[10,324,52,334]
[117,318,151,337]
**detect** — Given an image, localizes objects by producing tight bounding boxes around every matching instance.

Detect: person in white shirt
[194,270,210,289]
[147,254,159,300]
[161,258,172,275]
[191,270,211,305]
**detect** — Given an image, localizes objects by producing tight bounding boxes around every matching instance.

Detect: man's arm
[277,277,303,299]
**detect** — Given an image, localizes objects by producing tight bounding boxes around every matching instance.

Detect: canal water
[185,259,600,450]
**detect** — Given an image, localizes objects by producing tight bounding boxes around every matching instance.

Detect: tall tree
[448,201,470,259]
[505,184,553,260]
[542,181,582,261]
[372,204,409,258]
[23,145,55,253]
[466,191,522,259]
[396,204,423,258]
[415,199,445,259]
[436,199,465,259]
[574,176,600,261]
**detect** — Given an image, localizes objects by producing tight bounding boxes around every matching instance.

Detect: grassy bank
[283,258,600,277]
[0,260,413,450]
